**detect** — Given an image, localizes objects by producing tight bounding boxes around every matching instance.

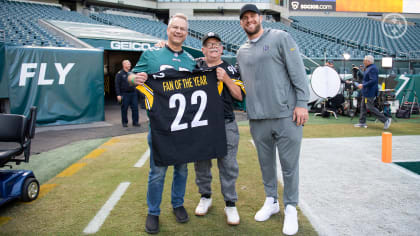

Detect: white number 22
[169,90,208,132]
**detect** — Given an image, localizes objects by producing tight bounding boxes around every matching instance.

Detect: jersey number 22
[169,90,208,132]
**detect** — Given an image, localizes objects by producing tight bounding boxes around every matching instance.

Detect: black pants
[121,92,139,125]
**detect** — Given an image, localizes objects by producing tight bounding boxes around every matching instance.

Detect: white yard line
[83,182,131,234]
[134,148,150,168]
[389,163,420,180]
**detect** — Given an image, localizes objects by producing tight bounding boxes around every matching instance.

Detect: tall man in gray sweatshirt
[236,4,310,235]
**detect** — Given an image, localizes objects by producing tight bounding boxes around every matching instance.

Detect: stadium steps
[1,0,102,47]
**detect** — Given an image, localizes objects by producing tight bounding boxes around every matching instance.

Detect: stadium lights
[343,53,351,60]
[382,57,393,69]
[342,53,351,75]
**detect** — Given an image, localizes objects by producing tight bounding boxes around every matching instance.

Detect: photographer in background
[353,55,391,129]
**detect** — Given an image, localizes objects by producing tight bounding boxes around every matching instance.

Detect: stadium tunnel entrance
[104,50,141,105]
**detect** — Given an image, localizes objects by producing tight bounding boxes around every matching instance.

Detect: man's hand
[357,84,363,89]
[293,107,309,126]
[117,95,122,103]
[128,72,148,86]
[216,67,228,82]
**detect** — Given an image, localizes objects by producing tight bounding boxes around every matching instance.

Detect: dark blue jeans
[146,132,188,216]
[121,92,139,125]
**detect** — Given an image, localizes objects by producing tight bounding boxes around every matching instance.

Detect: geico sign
[110,41,152,51]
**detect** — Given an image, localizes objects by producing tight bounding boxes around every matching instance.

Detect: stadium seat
[1,0,102,48]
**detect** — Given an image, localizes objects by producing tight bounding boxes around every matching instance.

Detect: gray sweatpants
[359,96,387,124]
[249,118,302,207]
[194,121,240,202]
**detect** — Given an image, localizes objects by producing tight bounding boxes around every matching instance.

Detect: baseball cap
[202,32,221,45]
[240,4,261,19]
[327,60,334,64]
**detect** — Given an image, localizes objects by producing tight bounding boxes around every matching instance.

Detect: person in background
[354,55,391,129]
[325,60,334,69]
[115,60,139,127]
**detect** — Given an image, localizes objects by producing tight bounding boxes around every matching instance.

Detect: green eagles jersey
[132,45,196,74]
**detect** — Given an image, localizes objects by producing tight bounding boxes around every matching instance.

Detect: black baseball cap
[327,60,334,64]
[202,32,221,45]
[240,4,261,19]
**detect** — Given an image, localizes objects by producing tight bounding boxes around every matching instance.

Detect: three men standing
[131,4,309,235]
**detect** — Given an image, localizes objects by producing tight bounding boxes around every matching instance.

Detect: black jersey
[137,68,227,166]
[196,59,246,121]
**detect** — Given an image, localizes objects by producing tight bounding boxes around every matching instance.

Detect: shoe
[145,214,159,234]
[173,206,189,223]
[225,206,240,225]
[133,123,141,127]
[122,123,128,127]
[354,123,368,128]
[254,197,280,222]
[282,205,298,235]
[384,118,392,129]
[195,197,212,216]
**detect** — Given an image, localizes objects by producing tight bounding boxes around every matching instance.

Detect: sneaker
[122,123,128,127]
[354,123,368,128]
[173,206,189,223]
[224,206,240,225]
[384,118,392,130]
[254,197,280,222]
[282,205,298,235]
[195,197,212,216]
[145,214,159,234]
[133,123,141,127]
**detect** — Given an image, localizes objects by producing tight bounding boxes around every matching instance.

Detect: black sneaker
[133,123,141,127]
[122,123,128,127]
[145,214,159,234]
[173,206,189,223]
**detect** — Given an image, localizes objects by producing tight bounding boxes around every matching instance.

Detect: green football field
[0,116,419,235]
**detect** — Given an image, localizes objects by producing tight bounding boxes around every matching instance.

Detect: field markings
[57,163,87,177]
[102,138,121,146]
[83,182,131,234]
[38,184,58,199]
[0,217,11,226]
[134,148,150,168]
[82,149,106,160]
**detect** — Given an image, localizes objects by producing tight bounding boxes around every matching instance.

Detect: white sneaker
[384,118,392,129]
[254,197,280,222]
[224,206,240,225]
[282,205,298,235]
[195,197,212,216]
[354,123,368,128]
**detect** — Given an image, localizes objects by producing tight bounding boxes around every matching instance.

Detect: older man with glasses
[193,32,246,226]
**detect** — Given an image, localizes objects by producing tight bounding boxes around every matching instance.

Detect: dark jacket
[115,69,136,95]
[361,64,379,98]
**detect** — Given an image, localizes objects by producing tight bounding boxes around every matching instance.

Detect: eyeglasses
[205,42,222,48]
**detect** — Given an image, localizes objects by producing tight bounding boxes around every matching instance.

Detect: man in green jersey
[129,13,196,234]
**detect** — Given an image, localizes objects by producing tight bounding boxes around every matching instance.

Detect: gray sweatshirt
[237,28,309,119]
